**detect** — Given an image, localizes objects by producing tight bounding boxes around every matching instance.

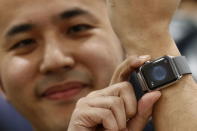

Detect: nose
[40,40,75,74]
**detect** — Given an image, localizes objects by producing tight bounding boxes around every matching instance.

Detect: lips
[42,82,88,100]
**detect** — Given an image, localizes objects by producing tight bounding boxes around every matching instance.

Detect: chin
[32,115,70,131]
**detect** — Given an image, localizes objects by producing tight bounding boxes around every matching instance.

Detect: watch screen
[141,56,179,90]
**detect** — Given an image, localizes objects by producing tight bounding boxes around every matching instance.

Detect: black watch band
[129,72,146,100]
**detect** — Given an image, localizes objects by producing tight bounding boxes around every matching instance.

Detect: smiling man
[1,0,197,131]
[0,0,129,130]
[0,0,164,130]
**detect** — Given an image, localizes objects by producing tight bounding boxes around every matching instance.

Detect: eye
[10,39,36,50]
[67,24,93,34]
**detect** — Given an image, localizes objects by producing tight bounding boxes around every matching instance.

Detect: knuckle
[87,91,99,97]
[104,110,113,117]
[123,81,132,87]
[76,97,87,107]
[71,107,90,122]
[112,97,124,106]
[71,107,84,120]
[72,108,81,116]
[120,81,132,90]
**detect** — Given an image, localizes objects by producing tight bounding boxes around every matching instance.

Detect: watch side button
[145,61,151,64]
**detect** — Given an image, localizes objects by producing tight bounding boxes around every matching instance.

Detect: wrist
[117,28,180,57]
[153,75,197,131]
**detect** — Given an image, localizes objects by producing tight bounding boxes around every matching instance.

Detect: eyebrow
[5,9,95,38]
[59,8,94,20]
[6,24,34,37]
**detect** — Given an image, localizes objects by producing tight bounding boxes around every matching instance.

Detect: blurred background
[170,0,197,81]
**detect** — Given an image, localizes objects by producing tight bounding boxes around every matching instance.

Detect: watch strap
[173,56,192,75]
[129,72,147,101]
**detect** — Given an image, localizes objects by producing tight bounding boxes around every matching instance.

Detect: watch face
[141,56,179,90]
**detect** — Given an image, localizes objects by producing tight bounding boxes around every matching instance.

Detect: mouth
[42,82,89,101]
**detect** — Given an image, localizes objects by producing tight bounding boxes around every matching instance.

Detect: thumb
[127,91,161,131]
[110,55,151,85]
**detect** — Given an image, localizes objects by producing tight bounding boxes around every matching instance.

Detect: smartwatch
[136,55,192,92]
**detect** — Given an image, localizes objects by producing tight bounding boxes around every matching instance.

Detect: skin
[108,0,197,130]
[0,0,125,130]
[107,0,182,56]
[0,0,162,131]
[68,56,161,131]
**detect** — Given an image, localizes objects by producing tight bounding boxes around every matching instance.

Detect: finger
[87,82,137,119]
[71,106,119,130]
[127,91,161,131]
[110,55,151,85]
[79,96,127,130]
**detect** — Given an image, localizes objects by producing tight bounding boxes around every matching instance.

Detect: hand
[107,0,181,34]
[68,55,161,131]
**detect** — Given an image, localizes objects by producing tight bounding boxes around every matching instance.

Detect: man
[0,0,197,131]
[0,0,160,130]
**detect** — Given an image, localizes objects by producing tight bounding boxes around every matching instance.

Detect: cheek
[1,56,36,97]
[77,38,123,88]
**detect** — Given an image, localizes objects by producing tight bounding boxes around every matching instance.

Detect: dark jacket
[0,95,32,131]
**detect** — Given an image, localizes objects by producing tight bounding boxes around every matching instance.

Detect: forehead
[0,0,106,13]
[0,0,107,34]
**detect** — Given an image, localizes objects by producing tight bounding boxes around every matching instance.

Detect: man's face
[0,0,124,130]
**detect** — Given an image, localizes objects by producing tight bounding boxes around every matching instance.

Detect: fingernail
[138,55,150,59]
[153,91,162,99]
